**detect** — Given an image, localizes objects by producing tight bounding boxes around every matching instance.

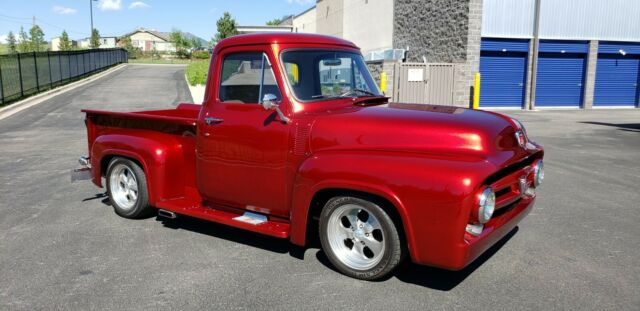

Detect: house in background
[119,28,206,52]
[122,28,174,52]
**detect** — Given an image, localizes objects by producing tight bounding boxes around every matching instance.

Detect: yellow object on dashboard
[291,63,299,84]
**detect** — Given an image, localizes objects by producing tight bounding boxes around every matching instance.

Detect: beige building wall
[50,37,61,51]
[343,0,394,55]
[316,0,344,37]
[292,7,317,33]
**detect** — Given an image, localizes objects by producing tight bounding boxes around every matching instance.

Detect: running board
[155,198,290,238]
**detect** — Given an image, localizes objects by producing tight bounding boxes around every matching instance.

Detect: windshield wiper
[310,89,382,101]
[311,94,331,99]
[339,88,379,97]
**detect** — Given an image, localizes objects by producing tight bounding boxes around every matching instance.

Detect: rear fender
[90,132,188,205]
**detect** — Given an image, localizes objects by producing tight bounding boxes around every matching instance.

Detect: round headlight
[533,160,544,187]
[478,187,495,224]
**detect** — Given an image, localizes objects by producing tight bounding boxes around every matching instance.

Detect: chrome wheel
[108,164,138,211]
[326,204,386,270]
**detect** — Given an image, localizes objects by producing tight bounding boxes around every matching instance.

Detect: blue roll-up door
[535,41,589,107]
[480,38,529,108]
[594,42,640,107]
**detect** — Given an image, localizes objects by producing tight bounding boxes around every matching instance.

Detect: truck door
[196,48,291,218]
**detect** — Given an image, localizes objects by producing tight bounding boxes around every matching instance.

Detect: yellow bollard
[380,72,387,95]
[473,72,481,109]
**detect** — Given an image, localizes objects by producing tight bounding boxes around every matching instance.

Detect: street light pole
[90,0,95,35]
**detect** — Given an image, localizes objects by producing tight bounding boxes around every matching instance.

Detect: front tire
[319,196,404,280]
[106,157,152,219]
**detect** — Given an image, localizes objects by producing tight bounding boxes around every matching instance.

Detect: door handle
[204,117,224,125]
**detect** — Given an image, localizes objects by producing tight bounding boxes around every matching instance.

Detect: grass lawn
[185,60,210,86]
[128,58,193,65]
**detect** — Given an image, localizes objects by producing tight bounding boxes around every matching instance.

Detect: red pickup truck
[74,33,544,280]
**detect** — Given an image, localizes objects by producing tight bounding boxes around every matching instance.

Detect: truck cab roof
[213,33,359,52]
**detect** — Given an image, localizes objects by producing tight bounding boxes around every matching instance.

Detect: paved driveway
[1,64,638,310]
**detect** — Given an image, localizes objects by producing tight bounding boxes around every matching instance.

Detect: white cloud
[286,0,314,5]
[53,5,77,15]
[129,1,150,9]
[98,0,122,11]
[0,34,7,44]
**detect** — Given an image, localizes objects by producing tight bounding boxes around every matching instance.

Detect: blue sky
[0,0,315,42]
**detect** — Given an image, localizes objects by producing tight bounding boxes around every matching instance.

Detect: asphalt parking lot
[1,64,638,310]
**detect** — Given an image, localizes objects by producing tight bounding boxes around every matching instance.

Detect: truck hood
[308,103,539,169]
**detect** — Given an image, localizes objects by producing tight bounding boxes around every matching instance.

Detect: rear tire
[319,196,404,280]
[106,157,152,219]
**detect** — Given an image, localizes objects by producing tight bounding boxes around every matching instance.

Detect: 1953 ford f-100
[74,33,544,280]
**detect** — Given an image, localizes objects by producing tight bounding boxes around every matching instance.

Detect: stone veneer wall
[365,60,398,98]
[393,0,482,107]
[393,0,469,63]
[454,0,482,107]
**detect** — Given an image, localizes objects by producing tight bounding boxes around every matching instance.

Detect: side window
[261,55,282,102]
[219,52,282,104]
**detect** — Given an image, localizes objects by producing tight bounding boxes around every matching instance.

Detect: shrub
[192,50,210,59]
[186,60,210,86]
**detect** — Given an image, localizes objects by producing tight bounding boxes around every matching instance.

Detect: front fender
[289,150,497,264]
[90,131,190,205]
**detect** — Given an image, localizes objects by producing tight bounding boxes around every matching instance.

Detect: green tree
[170,29,191,58]
[190,37,200,49]
[18,27,30,52]
[29,25,45,52]
[214,12,238,42]
[266,15,293,26]
[58,30,72,51]
[7,31,17,53]
[90,28,101,49]
[120,36,141,59]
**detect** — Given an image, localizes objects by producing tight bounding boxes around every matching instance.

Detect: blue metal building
[480,0,640,109]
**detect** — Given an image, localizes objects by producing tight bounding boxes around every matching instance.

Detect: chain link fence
[0,48,128,106]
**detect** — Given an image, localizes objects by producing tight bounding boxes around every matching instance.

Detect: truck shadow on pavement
[313,227,518,290]
[580,121,640,132]
[156,215,291,254]
[392,227,518,290]
[86,195,518,290]
[151,208,518,291]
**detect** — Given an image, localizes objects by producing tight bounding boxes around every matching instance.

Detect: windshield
[281,50,382,102]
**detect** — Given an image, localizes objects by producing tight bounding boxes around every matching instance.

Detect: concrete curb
[128,63,189,66]
[0,64,127,121]
[184,73,205,105]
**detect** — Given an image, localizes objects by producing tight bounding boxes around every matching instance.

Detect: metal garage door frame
[535,40,589,108]
[594,41,640,108]
[479,38,529,108]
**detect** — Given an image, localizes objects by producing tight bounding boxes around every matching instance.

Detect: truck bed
[82,103,201,126]
[82,103,200,200]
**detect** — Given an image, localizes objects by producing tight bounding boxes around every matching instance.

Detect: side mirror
[261,93,279,110]
[261,93,290,123]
